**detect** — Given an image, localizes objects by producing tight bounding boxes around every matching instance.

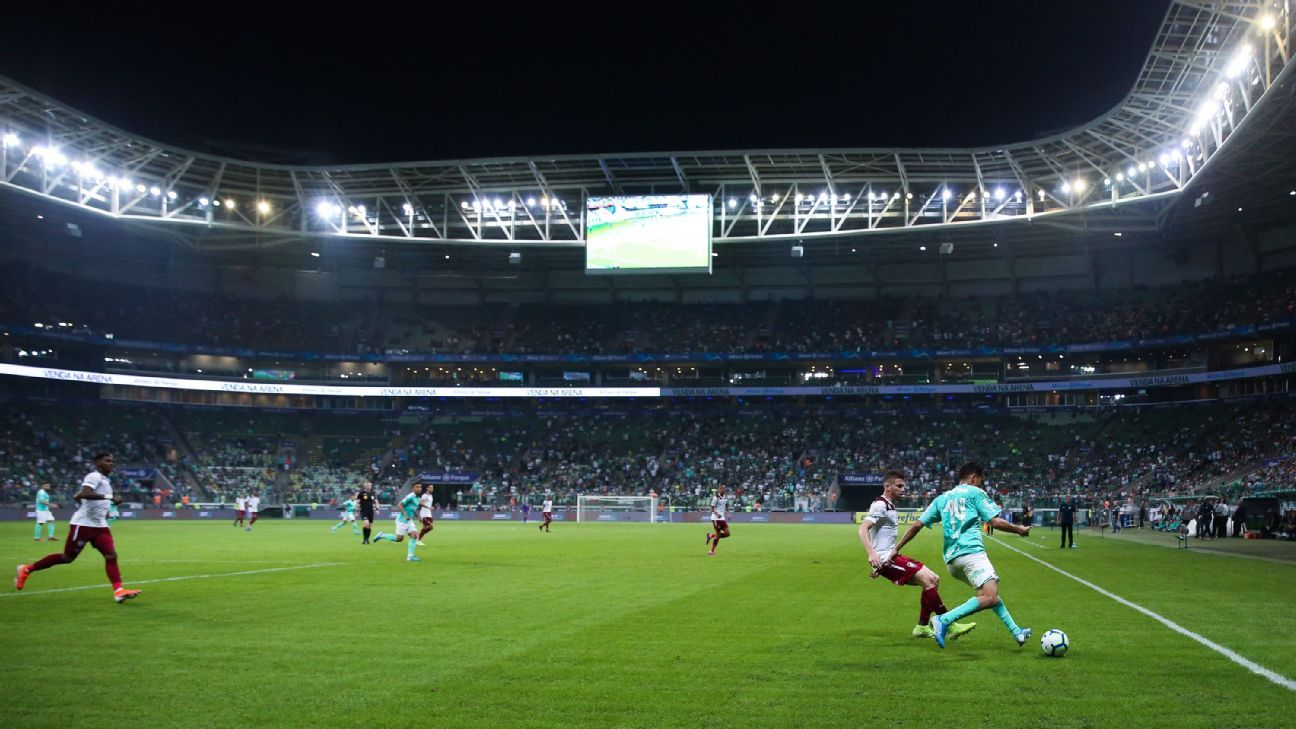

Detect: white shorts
[36,512,56,524]
[340,512,356,522]
[948,552,999,589]
[396,518,417,537]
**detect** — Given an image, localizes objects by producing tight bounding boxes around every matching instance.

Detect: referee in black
[1058,497,1076,549]
[357,481,378,544]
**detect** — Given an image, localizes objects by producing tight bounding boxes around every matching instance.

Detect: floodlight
[256,200,271,214]
[994,188,1005,201]
[149,186,161,197]
[1259,15,1275,30]
[2,132,18,147]
[728,198,736,208]
[1227,44,1252,78]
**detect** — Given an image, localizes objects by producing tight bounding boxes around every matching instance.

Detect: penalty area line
[3,562,340,599]
[989,537,1296,691]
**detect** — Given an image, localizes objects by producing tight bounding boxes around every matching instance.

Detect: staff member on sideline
[1058,498,1076,549]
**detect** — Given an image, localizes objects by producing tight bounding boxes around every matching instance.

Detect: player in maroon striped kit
[539,497,554,532]
[15,453,141,603]
[706,485,732,556]
[860,470,973,639]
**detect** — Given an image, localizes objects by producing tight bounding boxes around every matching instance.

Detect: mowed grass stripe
[2,522,1294,729]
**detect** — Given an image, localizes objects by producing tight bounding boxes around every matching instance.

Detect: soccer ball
[1040,629,1069,657]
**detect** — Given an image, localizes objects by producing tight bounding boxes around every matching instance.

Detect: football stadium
[3,3,1296,727]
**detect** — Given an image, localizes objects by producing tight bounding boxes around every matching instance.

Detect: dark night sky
[1,2,1169,164]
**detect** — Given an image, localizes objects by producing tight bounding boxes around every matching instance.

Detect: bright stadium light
[919,245,927,251]
[1259,15,1275,31]
[2,132,18,147]
[149,186,161,197]
[402,203,414,215]
[461,201,469,210]
[941,188,951,201]
[310,251,321,258]
[994,188,1005,201]
[356,205,366,215]
[256,200,271,214]
[818,192,828,203]
[1127,166,1137,177]
[795,193,804,203]
[1073,178,1086,193]
[199,197,210,206]
[316,201,338,218]
[905,192,913,200]
[1159,153,1170,166]
[749,194,758,204]
[727,198,736,208]
[772,193,781,202]
[1227,44,1252,78]
[1103,178,1112,187]
[1137,162,1148,172]
[1038,189,1047,201]
[1014,190,1022,201]
[225,199,236,210]
[1213,81,1229,100]
[526,197,536,207]
[1115,173,1124,182]
[167,190,178,200]
[1061,181,1071,193]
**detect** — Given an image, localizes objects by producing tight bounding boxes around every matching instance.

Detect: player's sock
[374,534,397,542]
[33,522,41,540]
[363,527,372,541]
[939,596,981,626]
[352,525,360,535]
[407,539,417,558]
[919,587,947,625]
[990,600,1021,635]
[105,558,122,588]
[47,523,55,539]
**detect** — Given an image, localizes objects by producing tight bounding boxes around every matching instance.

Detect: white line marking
[989,537,1296,691]
[3,562,339,599]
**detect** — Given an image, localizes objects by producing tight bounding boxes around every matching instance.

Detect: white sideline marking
[3,562,339,599]
[989,537,1296,691]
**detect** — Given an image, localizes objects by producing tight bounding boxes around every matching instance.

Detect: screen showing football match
[585,194,712,274]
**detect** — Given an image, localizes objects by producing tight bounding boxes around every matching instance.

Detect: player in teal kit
[373,485,425,561]
[890,462,1032,649]
[331,498,360,535]
[33,485,58,541]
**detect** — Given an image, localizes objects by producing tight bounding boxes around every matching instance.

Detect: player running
[233,494,246,528]
[859,470,975,640]
[245,493,260,531]
[706,485,731,556]
[33,483,58,542]
[539,496,554,533]
[373,485,425,561]
[416,485,434,541]
[15,453,142,603]
[357,482,378,544]
[890,462,1032,649]
[331,497,360,535]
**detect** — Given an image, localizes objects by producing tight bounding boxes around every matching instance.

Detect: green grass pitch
[2,520,1293,728]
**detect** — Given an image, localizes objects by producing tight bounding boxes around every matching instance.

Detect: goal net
[576,495,659,523]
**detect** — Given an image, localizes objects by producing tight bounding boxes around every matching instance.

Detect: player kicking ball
[890,462,1031,650]
[373,485,425,561]
[705,485,731,556]
[860,470,975,640]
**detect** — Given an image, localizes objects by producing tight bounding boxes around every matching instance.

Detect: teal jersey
[342,499,356,514]
[399,493,420,522]
[36,489,51,513]
[918,483,1002,564]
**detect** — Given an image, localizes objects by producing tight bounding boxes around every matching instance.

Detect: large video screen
[585,194,712,274]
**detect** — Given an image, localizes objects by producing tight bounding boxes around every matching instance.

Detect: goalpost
[576,495,659,523]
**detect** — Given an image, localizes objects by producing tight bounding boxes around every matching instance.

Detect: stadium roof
[1,1,1294,256]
